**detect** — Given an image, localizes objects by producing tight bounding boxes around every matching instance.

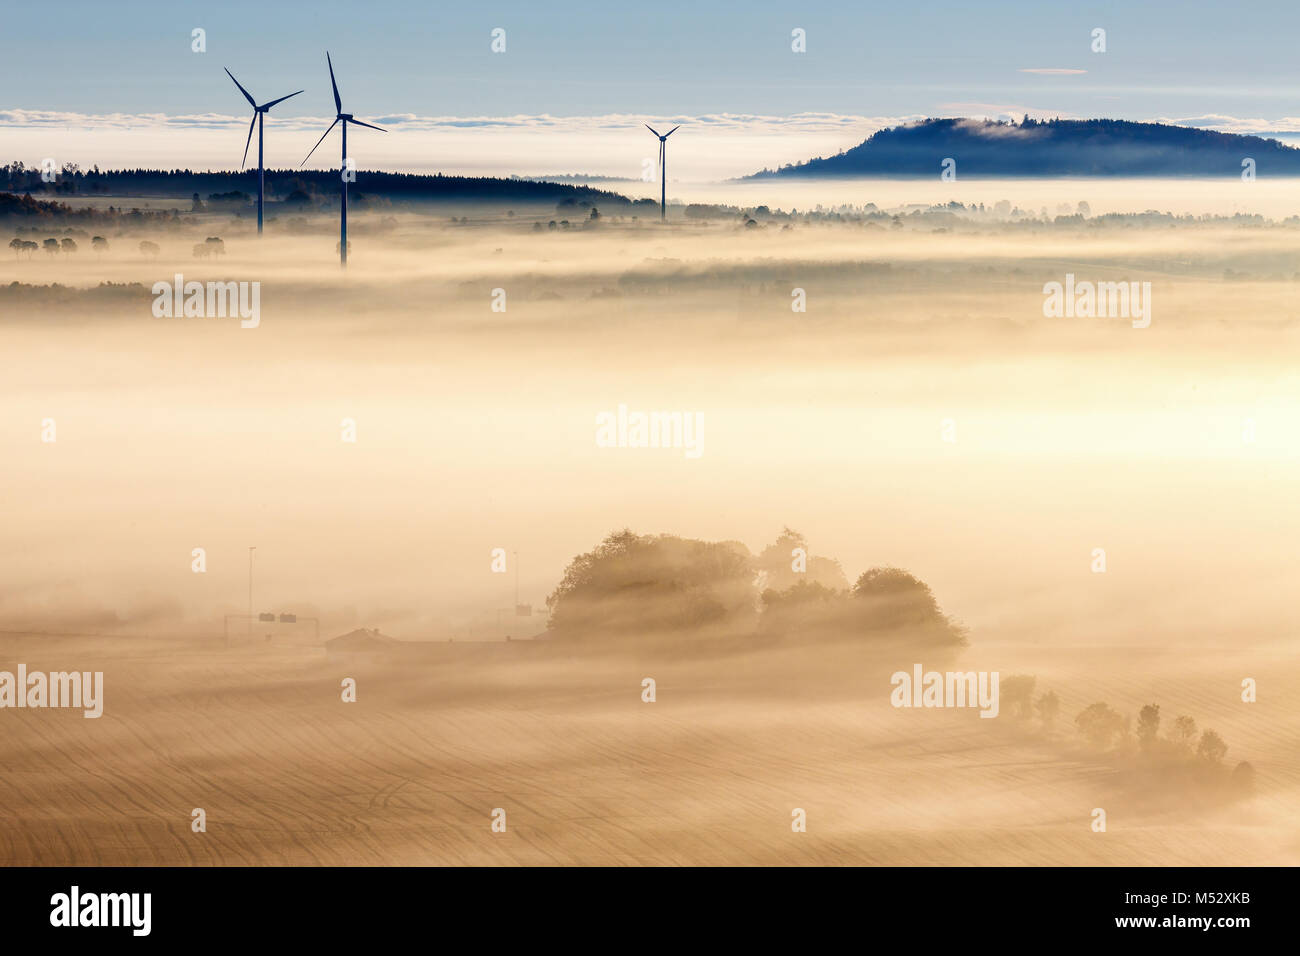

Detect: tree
[1171,715,1197,750]
[1136,704,1161,751]
[1196,729,1228,764]
[1035,690,1060,730]
[9,237,22,259]
[204,236,225,256]
[191,192,204,212]
[545,530,755,638]
[850,567,963,642]
[754,527,847,593]
[1075,702,1127,750]
[1001,675,1037,721]
[91,236,108,257]
[42,237,59,256]
[60,237,77,254]
[139,240,160,257]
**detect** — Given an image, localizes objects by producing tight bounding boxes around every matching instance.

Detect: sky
[4,0,1300,178]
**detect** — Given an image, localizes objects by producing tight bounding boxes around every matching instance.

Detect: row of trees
[1075,701,1229,764]
[9,235,108,258]
[7,236,212,259]
[998,675,1244,778]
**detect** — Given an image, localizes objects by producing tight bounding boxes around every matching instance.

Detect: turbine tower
[302,52,386,267]
[644,124,680,221]
[224,69,302,235]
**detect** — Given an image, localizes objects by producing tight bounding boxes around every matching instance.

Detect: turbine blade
[665,125,681,137]
[327,51,342,114]
[348,117,387,132]
[260,90,304,110]
[301,118,340,165]
[225,68,257,108]
[645,124,661,136]
[242,112,257,167]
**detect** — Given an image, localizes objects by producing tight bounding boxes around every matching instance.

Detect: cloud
[1154,113,1300,135]
[0,108,919,137]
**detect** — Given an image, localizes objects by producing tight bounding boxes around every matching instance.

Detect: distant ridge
[748,117,1300,178]
[2,166,638,207]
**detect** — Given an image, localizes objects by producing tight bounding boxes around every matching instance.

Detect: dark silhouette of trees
[1035,690,1060,730]
[754,526,847,593]
[753,117,1300,179]
[1136,704,1161,751]
[1001,675,1037,720]
[4,163,634,208]
[1197,729,1228,764]
[1075,702,1128,750]
[848,567,965,642]
[1171,715,1198,751]
[545,530,754,638]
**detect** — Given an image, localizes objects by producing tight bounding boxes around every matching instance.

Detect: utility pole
[248,546,256,635]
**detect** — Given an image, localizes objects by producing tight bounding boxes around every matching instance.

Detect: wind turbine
[224,69,302,235]
[645,123,680,221]
[302,52,386,267]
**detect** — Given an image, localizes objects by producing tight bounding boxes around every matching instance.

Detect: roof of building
[325,627,399,650]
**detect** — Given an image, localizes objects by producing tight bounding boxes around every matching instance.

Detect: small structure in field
[325,627,399,660]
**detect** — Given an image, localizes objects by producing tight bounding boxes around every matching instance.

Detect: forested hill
[749,118,1300,178]
[2,164,639,207]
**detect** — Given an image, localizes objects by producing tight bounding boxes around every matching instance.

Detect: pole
[340,120,348,267]
[247,547,255,634]
[257,112,264,235]
[660,142,666,221]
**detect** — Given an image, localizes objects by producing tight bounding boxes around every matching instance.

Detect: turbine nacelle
[225,68,302,169]
[302,54,387,167]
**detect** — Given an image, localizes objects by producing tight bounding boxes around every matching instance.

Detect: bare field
[1,632,1294,866]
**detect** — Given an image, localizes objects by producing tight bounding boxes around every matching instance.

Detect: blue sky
[4,1,1300,178]
[4,0,1300,120]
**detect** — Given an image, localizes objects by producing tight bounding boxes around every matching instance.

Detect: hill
[748,117,1300,178]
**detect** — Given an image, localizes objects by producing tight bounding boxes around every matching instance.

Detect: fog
[2,183,1296,863]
